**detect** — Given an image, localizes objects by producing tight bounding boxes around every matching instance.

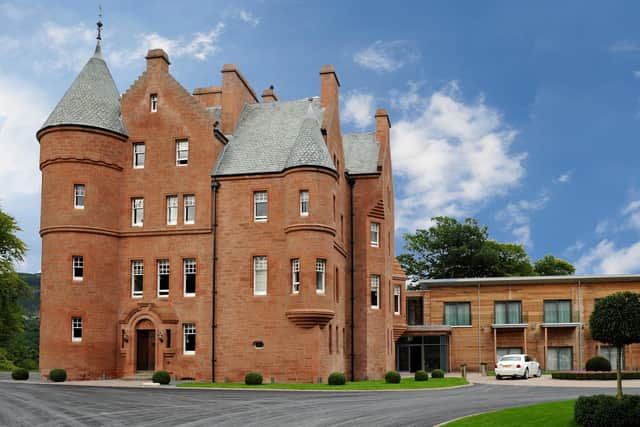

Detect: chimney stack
[193,86,222,108]
[145,49,170,73]
[220,64,259,134]
[261,85,278,103]
[375,109,391,169]
[319,64,340,114]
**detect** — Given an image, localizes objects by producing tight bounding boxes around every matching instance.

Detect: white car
[495,354,541,379]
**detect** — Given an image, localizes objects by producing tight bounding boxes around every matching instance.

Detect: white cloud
[0,1,34,21]
[610,40,640,53]
[621,199,640,230]
[354,40,420,72]
[391,82,527,231]
[496,193,550,248]
[555,170,573,183]
[39,21,96,71]
[565,240,585,254]
[575,239,640,274]
[239,9,260,26]
[634,70,640,79]
[342,91,375,129]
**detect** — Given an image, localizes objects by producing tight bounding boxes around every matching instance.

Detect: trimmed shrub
[431,369,445,379]
[574,394,640,427]
[49,368,67,382]
[384,370,401,384]
[152,370,171,385]
[414,370,429,381]
[552,371,640,380]
[328,372,346,385]
[245,372,263,385]
[585,356,612,372]
[11,368,29,381]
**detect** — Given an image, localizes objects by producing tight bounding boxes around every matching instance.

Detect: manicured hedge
[49,368,67,382]
[152,370,171,385]
[328,372,346,385]
[384,370,401,384]
[585,356,611,372]
[414,370,429,381]
[575,394,640,426]
[552,371,640,380]
[431,369,445,379]
[11,368,29,381]
[245,372,263,385]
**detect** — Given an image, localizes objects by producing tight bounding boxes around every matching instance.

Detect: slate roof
[39,43,128,137]
[213,98,335,176]
[342,132,380,174]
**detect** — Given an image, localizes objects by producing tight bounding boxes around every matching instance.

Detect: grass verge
[177,377,468,390]
[445,400,576,427]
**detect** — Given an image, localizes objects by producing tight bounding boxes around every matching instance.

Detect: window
[316,259,326,294]
[494,301,522,324]
[184,258,196,296]
[74,184,85,209]
[394,287,401,315]
[599,346,624,370]
[132,198,144,227]
[547,347,572,371]
[131,260,143,297]
[291,258,300,294]
[165,329,171,349]
[300,190,309,216]
[496,347,523,361]
[133,143,145,168]
[150,94,158,112]
[544,300,571,323]
[370,275,380,308]
[183,323,196,355]
[184,195,195,224]
[166,195,178,225]
[157,260,170,297]
[72,256,83,281]
[253,341,264,349]
[72,317,82,342]
[253,256,267,295]
[254,191,267,221]
[444,302,471,326]
[370,222,380,247]
[176,140,189,166]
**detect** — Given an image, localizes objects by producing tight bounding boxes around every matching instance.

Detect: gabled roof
[38,43,127,137]
[343,132,380,175]
[213,98,335,176]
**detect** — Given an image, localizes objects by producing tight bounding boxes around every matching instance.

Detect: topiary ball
[431,369,445,379]
[11,368,29,381]
[328,372,347,385]
[49,368,67,382]
[152,370,171,385]
[384,370,401,384]
[414,370,429,381]
[245,372,263,385]
[585,356,612,372]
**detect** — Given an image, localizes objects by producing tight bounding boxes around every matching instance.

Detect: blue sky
[2,1,640,274]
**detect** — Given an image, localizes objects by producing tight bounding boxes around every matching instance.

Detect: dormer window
[150,94,158,112]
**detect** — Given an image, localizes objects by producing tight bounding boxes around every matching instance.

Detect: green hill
[18,273,40,317]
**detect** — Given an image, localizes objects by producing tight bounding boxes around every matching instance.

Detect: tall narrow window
[132,260,143,297]
[291,258,300,294]
[72,317,82,342]
[254,191,267,221]
[370,275,380,308]
[74,184,85,209]
[166,195,178,225]
[334,267,339,302]
[132,198,144,227]
[133,143,145,168]
[253,256,267,295]
[184,195,195,224]
[316,259,326,294]
[183,323,196,355]
[184,258,196,296]
[150,94,158,112]
[300,190,309,216]
[72,255,84,281]
[176,140,189,166]
[165,329,172,349]
[394,286,401,314]
[370,222,380,247]
[157,260,170,297]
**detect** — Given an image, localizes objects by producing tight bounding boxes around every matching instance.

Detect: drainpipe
[211,180,220,383]
[348,177,356,381]
[578,279,582,369]
[477,283,481,371]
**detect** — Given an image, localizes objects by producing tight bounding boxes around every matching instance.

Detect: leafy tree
[589,292,640,399]
[483,241,535,277]
[534,255,575,276]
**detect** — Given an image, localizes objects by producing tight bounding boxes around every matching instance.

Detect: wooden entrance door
[136,330,156,371]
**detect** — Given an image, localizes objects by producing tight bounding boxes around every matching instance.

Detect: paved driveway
[1,382,639,426]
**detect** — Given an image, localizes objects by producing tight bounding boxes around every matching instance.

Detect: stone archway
[135,318,157,372]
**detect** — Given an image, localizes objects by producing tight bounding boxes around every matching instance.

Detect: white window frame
[131,260,143,298]
[394,286,401,315]
[292,258,300,294]
[132,198,144,227]
[72,255,84,281]
[183,258,196,297]
[370,222,380,247]
[150,94,158,112]
[316,259,326,295]
[176,140,189,166]
[254,191,268,222]
[183,195,195,224]
[157,260,170,298]
[74,184,85,209]
[300,190,309,216]
[166,195,178,225]
[133,143,145,168]
[72,317,82,342]
[253,256,267,296]
[183,323,196,355]
[370,275,380,309]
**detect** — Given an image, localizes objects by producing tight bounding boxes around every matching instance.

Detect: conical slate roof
[38,42,127,137]
[285,104,334,170]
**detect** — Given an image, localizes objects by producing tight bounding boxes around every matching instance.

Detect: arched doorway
[135,319,156,372]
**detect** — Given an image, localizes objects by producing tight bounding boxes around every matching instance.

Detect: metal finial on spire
[96,3,103,41]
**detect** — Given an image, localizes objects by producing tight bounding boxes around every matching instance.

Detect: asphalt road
[0,382,639,427]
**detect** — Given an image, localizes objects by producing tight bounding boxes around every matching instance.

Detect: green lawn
[445,400,576,427]
[177,377,468,390]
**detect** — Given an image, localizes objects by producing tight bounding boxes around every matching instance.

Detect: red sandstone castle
[37,37,408,382]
